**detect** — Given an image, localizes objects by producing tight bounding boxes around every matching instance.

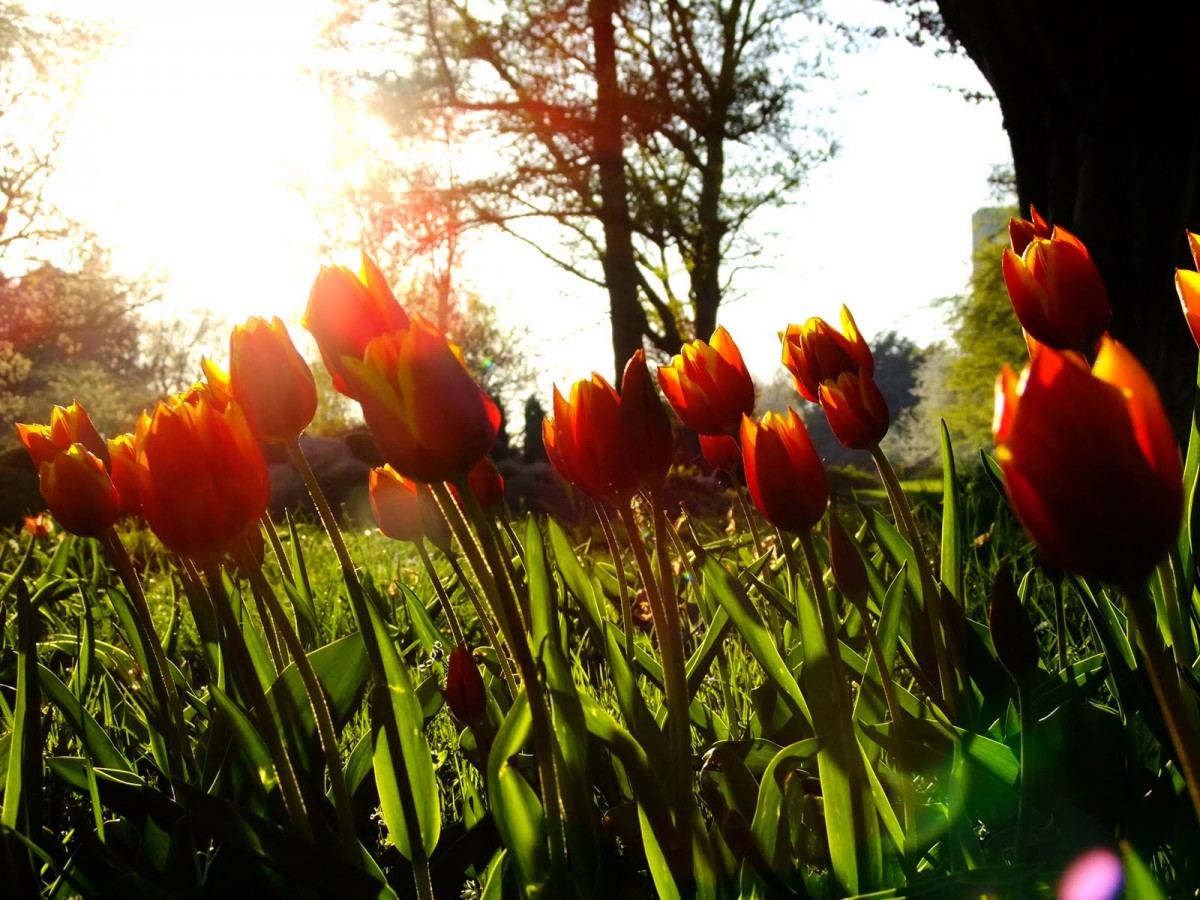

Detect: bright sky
[43,0,1011,399]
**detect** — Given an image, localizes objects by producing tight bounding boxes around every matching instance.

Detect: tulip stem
[432,480,569,879]
[417,542,467,648]
[1122,582,1200,823]
[201,561,313,840]
[869,444,956,714]
[619,496,697,882]
[733,479,764,560]
[239,541,359,856]
[101,528,193,787]
[596,503,636,662]
[445,554,518,701]
[1052,578,1068,672]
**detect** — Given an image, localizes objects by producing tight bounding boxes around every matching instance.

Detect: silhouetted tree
[890,0,1200,428]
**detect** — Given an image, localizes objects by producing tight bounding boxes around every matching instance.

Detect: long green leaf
[367,599,441,861]
[939,420,963,605]
[38,665,130,773]
[487,690,547,892]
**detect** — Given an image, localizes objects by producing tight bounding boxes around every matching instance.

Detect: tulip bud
[1008,205,1052,257]
[657,326,755,436]
[699,433,741,471]
[229,316,318,443]
[445,644,487,722]
[740,409,828,535]
[828,511,869,611]
[988,566,1041,679]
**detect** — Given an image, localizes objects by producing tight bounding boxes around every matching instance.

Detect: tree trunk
[589,0,648,381]
[935,0,1200,430]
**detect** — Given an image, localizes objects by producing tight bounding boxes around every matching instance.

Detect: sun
[48,0,364,331]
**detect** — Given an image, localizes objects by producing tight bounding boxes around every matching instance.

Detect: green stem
[734,479,764,560]
[417,541,467,648]
[1122,583,1200,823]
[432,479,569,875]
[619,496,695,880]
[596,502,636,662]
[856,600,917,857]
[202,562,312,839]
[286,440,434,891]
[1158,558,1197,673]
[869,444,955,714]
[239,542,358,856]
[260,513,296,586]
[1053,579,1068,672]
[101,528,193,786]
[445,553,518,700]
[1014,680,1031,862]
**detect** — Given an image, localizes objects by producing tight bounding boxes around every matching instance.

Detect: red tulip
[1002,224,1110,353]
[993,336,1181,585]
[23,513,52,539]
[657,326,755,436]
[1008,205,1052,257]
[445,644,487,722]
[303,253,409,396]
[369,465,452,551]
[740,409,828,534]
[229,316,318,443]
[543,350,673,503]
[780,306,889,449]
[1174,230,1200,349]
[828,512,868,610]
[137,394,271,563]
[342,316,500,484]
[699,433,741,471]
[464,457,506,511]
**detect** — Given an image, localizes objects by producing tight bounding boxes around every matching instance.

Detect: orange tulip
[303,253,409,396]
[543,350,673,504]
[36,445,120,537]
[993,336,1181,585]
[342,315,500,484]
[1174,230,1200,349]
[1002,224,1110,353]
[369,465,452,550]
[1008,205,1052,257]
[228,316,318,443]
[16,400,111,471]
[657,326,755,436]
[108,432,142,518]
[137,395,271,563]
[17,401,121,537]
[23,513,52,539]
[740,409,828,534]
[780,306,889,449]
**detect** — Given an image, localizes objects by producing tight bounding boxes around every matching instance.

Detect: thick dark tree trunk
[935,0,1200,430]
[589,0,648,381]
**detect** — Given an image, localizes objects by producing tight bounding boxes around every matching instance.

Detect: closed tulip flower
[303,253,409,396]
[36,444,121,537]
[781,306,890,449]
[369,465,452,551]
[446,644,487,723]
[1002,224,1111,353]
[464,457,506,511]
[17,401,122,537]
[343,316,500,484]
[994,336,1181,585]
[543,350,673,503]
[658,326,755,436]
[740,409,828,534]
[137,395,271,563]
[700,433,741,471]
[1174,230,1200,349]
[229,316,318,442]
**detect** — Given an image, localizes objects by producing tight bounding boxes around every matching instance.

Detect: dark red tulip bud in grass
[993,336,1182,585]
[988,566,1041,679]
[446,644,487,723]
[828,511,869,611]
[699,433,741,471]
